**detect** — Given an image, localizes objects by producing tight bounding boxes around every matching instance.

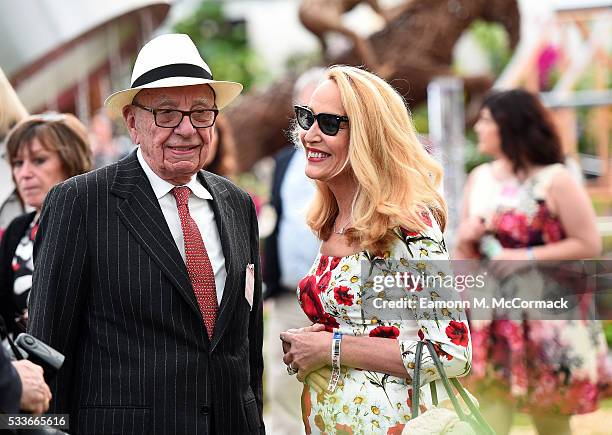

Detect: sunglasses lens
[317,114,340,136]
[295,106,314,130]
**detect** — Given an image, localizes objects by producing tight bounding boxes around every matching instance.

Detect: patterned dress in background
[296,212,472,434]
[466,162,611,414]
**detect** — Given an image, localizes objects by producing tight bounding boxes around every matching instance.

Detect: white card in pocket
[245,263,255,311]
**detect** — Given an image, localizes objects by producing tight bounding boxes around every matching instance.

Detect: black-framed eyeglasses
[294,105,349,136]
[132,102,218,128]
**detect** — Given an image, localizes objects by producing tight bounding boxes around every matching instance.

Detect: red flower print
[320,313,340,331]
[404,273,423,292]
[445,320,469,347]
[433,342,454,361]
[407,388,414,408]
[406,389,426,414]
[400,227,419,238]
[334,286,353,305]
[387,423,405,435]
[418,330,454,360]
[420,210,433,227]
[316,271,332,292]
[369,325,400,339]
[329,257,341,271]
[298,275,325,323]
[316,255,329,276]
[298,274,339,330]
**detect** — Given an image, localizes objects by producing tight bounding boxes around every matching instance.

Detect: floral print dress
[466,162,612,414]
[297,212,472,434]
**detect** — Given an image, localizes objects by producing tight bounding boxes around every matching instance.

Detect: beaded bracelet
[327,332,343,393]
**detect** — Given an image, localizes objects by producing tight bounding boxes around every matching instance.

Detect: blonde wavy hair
[0,68,28,142]
[304,65,446,254]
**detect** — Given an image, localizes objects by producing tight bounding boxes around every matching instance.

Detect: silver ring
[286,363,298,375]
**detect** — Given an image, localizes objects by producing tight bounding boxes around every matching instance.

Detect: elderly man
[28,34,263,434]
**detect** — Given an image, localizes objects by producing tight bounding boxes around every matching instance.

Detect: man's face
[123,84,216,185]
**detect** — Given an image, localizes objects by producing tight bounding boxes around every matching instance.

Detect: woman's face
[474,107,502,157]
[300,80,351,183]
[12,138,68,210]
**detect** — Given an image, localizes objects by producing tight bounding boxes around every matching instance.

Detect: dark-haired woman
[455,89,611,435]
[0,114,92,337]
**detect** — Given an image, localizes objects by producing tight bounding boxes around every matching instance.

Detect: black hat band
[131,63,213,88]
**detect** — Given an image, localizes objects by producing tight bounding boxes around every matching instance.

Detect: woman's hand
[457,216,487,244]
[280,323,326,355]
[455,217,487,258]
[305,366,332,394]
[280,326,331,381]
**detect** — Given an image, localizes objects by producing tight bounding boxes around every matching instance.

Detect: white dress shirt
[137,148,227,303]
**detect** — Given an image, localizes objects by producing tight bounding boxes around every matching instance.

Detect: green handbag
[410,340,495,435]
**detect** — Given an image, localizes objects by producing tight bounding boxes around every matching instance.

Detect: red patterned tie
[172,186,218,339]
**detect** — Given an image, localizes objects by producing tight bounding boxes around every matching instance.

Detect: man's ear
[123,105,139,144]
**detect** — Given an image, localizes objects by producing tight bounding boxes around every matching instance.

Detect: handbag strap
[451,378,495,434]
[410,340,424,419]
[411,339,496,435]
[424,340,467,420]
[430,380,438,406]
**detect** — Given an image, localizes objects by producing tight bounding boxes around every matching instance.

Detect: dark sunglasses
[294,105,349,136]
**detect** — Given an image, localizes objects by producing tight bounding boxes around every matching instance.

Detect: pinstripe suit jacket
[27,151,264,434]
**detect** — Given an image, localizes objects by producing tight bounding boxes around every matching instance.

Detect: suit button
[200,405,211,415]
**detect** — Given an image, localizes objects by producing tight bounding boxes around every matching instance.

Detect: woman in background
[456,89,610,435]
[0,113,92,337]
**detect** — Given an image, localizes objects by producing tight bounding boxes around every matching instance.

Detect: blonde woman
[280,65,472,433]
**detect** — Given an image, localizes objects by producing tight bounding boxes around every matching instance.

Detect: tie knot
[172,186,191,206]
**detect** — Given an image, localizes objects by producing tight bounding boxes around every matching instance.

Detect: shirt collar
[136,147,213,201]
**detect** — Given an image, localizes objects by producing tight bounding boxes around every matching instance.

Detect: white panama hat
[104,33,243,117]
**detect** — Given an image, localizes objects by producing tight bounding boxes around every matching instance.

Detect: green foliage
[604,321,612,347]
[173,1,265,90]
[411,103,429,134]
[576,106,598,155]
[470,20,512,76]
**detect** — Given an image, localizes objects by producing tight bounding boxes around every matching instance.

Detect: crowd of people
[0,32,609,435]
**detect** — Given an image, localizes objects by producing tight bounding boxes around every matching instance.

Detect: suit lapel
[111,152,201,320]
[198,172,240,351]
